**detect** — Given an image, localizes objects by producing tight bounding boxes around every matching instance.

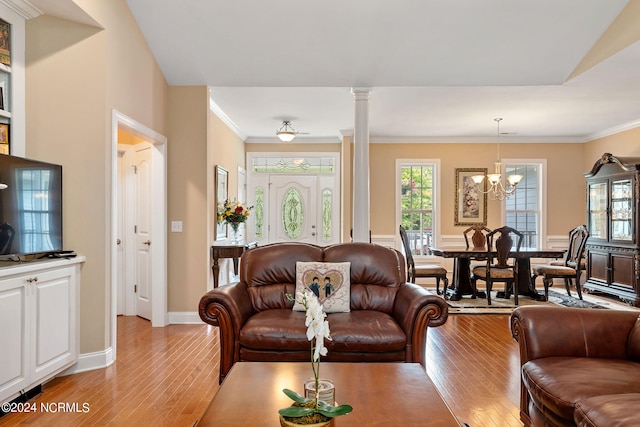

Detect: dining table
[429,246,566,301]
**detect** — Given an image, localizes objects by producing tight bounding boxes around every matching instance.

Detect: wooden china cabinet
[583,153,640,307]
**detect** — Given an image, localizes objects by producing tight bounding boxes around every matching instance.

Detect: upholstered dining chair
[459,225,492,288]
[547,225,588,286]
[399,225,449,298]
[463,225,492,249]
[471,226,523,305]
[531,224,589,301]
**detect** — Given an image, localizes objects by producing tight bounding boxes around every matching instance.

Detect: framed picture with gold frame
[454,168,487,226]
[0,19,10,66]
[0,123,9,155]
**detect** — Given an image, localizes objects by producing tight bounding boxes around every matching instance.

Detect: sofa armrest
[393,283,448,366]
[198,281,255,383]
[510,306,639,365]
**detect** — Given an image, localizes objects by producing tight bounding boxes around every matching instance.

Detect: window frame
[500,159,547,249]
[396,159,441,258]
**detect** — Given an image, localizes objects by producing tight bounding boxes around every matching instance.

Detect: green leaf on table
[316,403,353,417]
[282,388,312,404]
[278,406,315,417]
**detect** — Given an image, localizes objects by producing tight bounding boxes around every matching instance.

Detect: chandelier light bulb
[472,119,521,200]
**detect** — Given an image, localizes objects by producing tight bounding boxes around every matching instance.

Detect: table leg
[213,256,220,288]
[496,258,544,301]
[232,257,239,276]
[448,257,486,301]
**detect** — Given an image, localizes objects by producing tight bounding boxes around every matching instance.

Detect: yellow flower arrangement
[217,199,253,231]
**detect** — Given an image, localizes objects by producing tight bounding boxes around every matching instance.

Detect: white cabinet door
[0,276,28,402]
[31,267,77,380]
[0,260,81,405]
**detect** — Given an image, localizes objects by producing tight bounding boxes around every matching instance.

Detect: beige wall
[26,15,109,353]
[371,141,587,238]
[26,0,169,353]
[585,127,640,171]
[167,86,208,312]
[210,111,247,204]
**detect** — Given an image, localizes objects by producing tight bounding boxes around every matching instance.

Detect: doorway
[246,152,340,246]
[268,175,319,244]
[111,111,167,359]
[117,142,154,320]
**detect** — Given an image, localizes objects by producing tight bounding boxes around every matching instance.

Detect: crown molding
[208,95,246,141]
[369,135,587,143]
[0,0,44,19]
[586,118,640,141]
[0,0,42,19]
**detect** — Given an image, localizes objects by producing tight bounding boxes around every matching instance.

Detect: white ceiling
[82,1,640,141]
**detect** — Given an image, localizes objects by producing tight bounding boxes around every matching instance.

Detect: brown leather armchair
[511,306,640,426]
[199,242,449,383]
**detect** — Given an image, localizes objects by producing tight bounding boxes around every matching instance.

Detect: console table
[211,240,257,288]
[197,362,460,426]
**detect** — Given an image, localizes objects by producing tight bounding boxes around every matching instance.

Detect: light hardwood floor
[0,313,523,427]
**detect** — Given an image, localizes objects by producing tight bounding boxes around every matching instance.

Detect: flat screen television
[0,155,63,259]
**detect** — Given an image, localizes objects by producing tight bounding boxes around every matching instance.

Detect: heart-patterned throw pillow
[293,262,351,313]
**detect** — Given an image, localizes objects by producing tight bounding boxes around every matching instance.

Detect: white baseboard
[168,311,205,324]
[60,347,115,376]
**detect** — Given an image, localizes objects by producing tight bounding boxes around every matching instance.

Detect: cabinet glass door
[588,182,608,240]
[611,179,633,241]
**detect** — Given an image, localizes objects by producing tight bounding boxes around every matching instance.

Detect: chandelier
[471,118,522,201]
[276,120,297,142]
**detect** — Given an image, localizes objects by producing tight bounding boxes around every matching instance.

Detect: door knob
[143,240,151,246]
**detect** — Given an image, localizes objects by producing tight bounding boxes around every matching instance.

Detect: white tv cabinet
[0,256,84,405]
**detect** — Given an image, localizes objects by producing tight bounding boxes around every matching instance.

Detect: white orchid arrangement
[280,290,352,422]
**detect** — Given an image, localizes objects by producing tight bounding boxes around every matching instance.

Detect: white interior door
[269,175,318,244]
[116,152,125,315]
[134,145,152,320]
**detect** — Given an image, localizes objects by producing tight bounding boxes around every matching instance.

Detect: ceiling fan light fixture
[276,120,298,142]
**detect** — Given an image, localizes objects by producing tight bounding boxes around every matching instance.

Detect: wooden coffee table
[198,362,461,426]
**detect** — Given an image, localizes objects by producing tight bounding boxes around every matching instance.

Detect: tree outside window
[401,164,434,256]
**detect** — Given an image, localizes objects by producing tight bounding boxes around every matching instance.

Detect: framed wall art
[0,20,10,66]
[0,123,9,155]
[454,168,487,226]
[215,165,228,240]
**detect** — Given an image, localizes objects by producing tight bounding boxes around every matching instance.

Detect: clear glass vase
[229,222,240,244]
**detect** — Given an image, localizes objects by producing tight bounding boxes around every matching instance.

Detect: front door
[269,175,318,244]
[134,145,152,320]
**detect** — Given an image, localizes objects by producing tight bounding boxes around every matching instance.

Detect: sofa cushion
[523,357,640,422]
[574,394,640,427]
[293,261,351,313]
[327,311,406,352]
[241,243,323,311]
[239,309,406,353]
[628,318,640,361]
[324,243,403,313]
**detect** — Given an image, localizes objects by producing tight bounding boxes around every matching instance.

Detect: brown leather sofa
[510,306,640,426]
[199,242,449,383]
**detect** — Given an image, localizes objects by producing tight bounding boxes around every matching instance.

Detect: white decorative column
[351,88,371,243]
